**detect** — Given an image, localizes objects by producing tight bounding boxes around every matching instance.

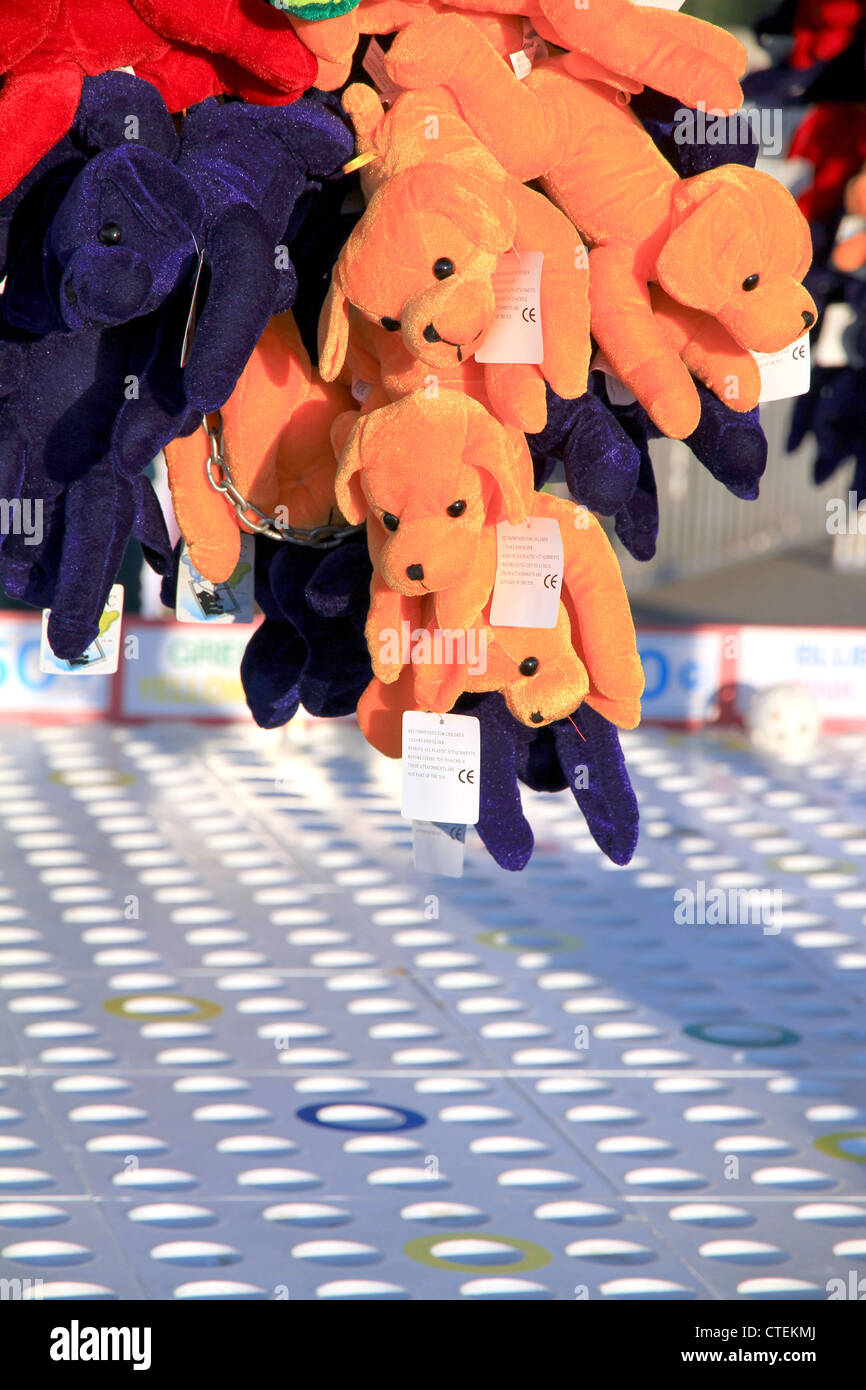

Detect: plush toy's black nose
[530,711,544,724]
[423,324,441,343]
[802,310,815,328]
[406,563,424,582]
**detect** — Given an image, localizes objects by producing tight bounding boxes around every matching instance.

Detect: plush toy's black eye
[742,273,759,291]
[382,512,400,533]
[381,316,401,332]
[446,499,467,517]
[519,657,539,676]
[99,222,123,246]
[433,257,455,280]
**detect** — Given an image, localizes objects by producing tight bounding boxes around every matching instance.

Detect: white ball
[746,683,821,764]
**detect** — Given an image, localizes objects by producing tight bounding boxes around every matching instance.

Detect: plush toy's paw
[240,619,306,729]
[553,704,638,866]
[384,13,475,89]
[358,671,413,758]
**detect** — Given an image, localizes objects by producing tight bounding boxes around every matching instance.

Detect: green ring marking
[49,770,136,787]
[683,1021,800,1048]
[814,1131,866,1165]
[404,1233,552,1274]
[103,994,222,1023]
[476,930,583,953]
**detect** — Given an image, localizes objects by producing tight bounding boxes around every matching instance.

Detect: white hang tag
[752,335,811,403]
[176,533,255,624]
[361,38,402,103]
[814,302,860,369]
[351,376,373,404]
[489,516,564,629]
[412,820,466,877]
[180,245,205,369]
[508,49,532,79]
[591,349,637,406]
[40,584,124,675]
[835,213,866,245]
[402,711,480,824]
[474,250,544,365]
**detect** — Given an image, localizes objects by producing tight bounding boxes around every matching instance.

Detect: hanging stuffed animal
[1,85,354,481]
[276,0,747,108]
[317,76,591,432]
[164,311,356,583]
[330,390,643,745]
[386,13,817,439]
[0,0,319,200]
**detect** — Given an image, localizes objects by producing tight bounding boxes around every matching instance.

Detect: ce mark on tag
[522,306,537,323]
[457,768,476,785]
[543,572,559,590]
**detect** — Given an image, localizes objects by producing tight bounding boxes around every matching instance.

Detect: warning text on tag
[489,517,564,629]
[402,711,480,824]
[475,251,543,365]
[752,336,810,404]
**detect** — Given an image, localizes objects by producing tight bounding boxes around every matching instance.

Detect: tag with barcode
[489,517,563,629]
[591,349,637,406]
[475,251,543,365]
[412,820,466,877]
[176,533,255,624]
[752,336,810,403]
[402,712,480,824]
[40,585,124,675]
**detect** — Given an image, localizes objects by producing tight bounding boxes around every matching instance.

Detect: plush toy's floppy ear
[333,411,368,523]
[464,401,530,525]
[318,269,351,383]
[655,184,744,315]
[408,164,517,254]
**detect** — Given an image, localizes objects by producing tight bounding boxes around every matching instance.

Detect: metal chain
[202,412,362,549]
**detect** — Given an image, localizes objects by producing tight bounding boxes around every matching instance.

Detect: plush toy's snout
[717,278,817,355]
[47,148,204,329]
[58,247,155,330]
[398,274,496,368]
[370,501,486,596]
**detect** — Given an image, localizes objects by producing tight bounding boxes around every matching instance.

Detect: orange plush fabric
[387,14,817,438]
[332,389,643,753]
[165,312,355,582]
[833,165,866,272]
[341,305,548,433]
[288,0,746,108]
[317,76,590,431]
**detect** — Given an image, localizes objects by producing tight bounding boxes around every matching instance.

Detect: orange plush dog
[318,76,590,432]
[387,14,817,438]
[165,312,355,582]
[331,390,643,754]
[289,0,746,110]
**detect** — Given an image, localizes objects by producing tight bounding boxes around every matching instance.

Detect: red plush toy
[0,0,317,200]
[789,0,865,68]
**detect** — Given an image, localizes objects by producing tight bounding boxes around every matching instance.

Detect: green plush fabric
[269,0,360,18]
